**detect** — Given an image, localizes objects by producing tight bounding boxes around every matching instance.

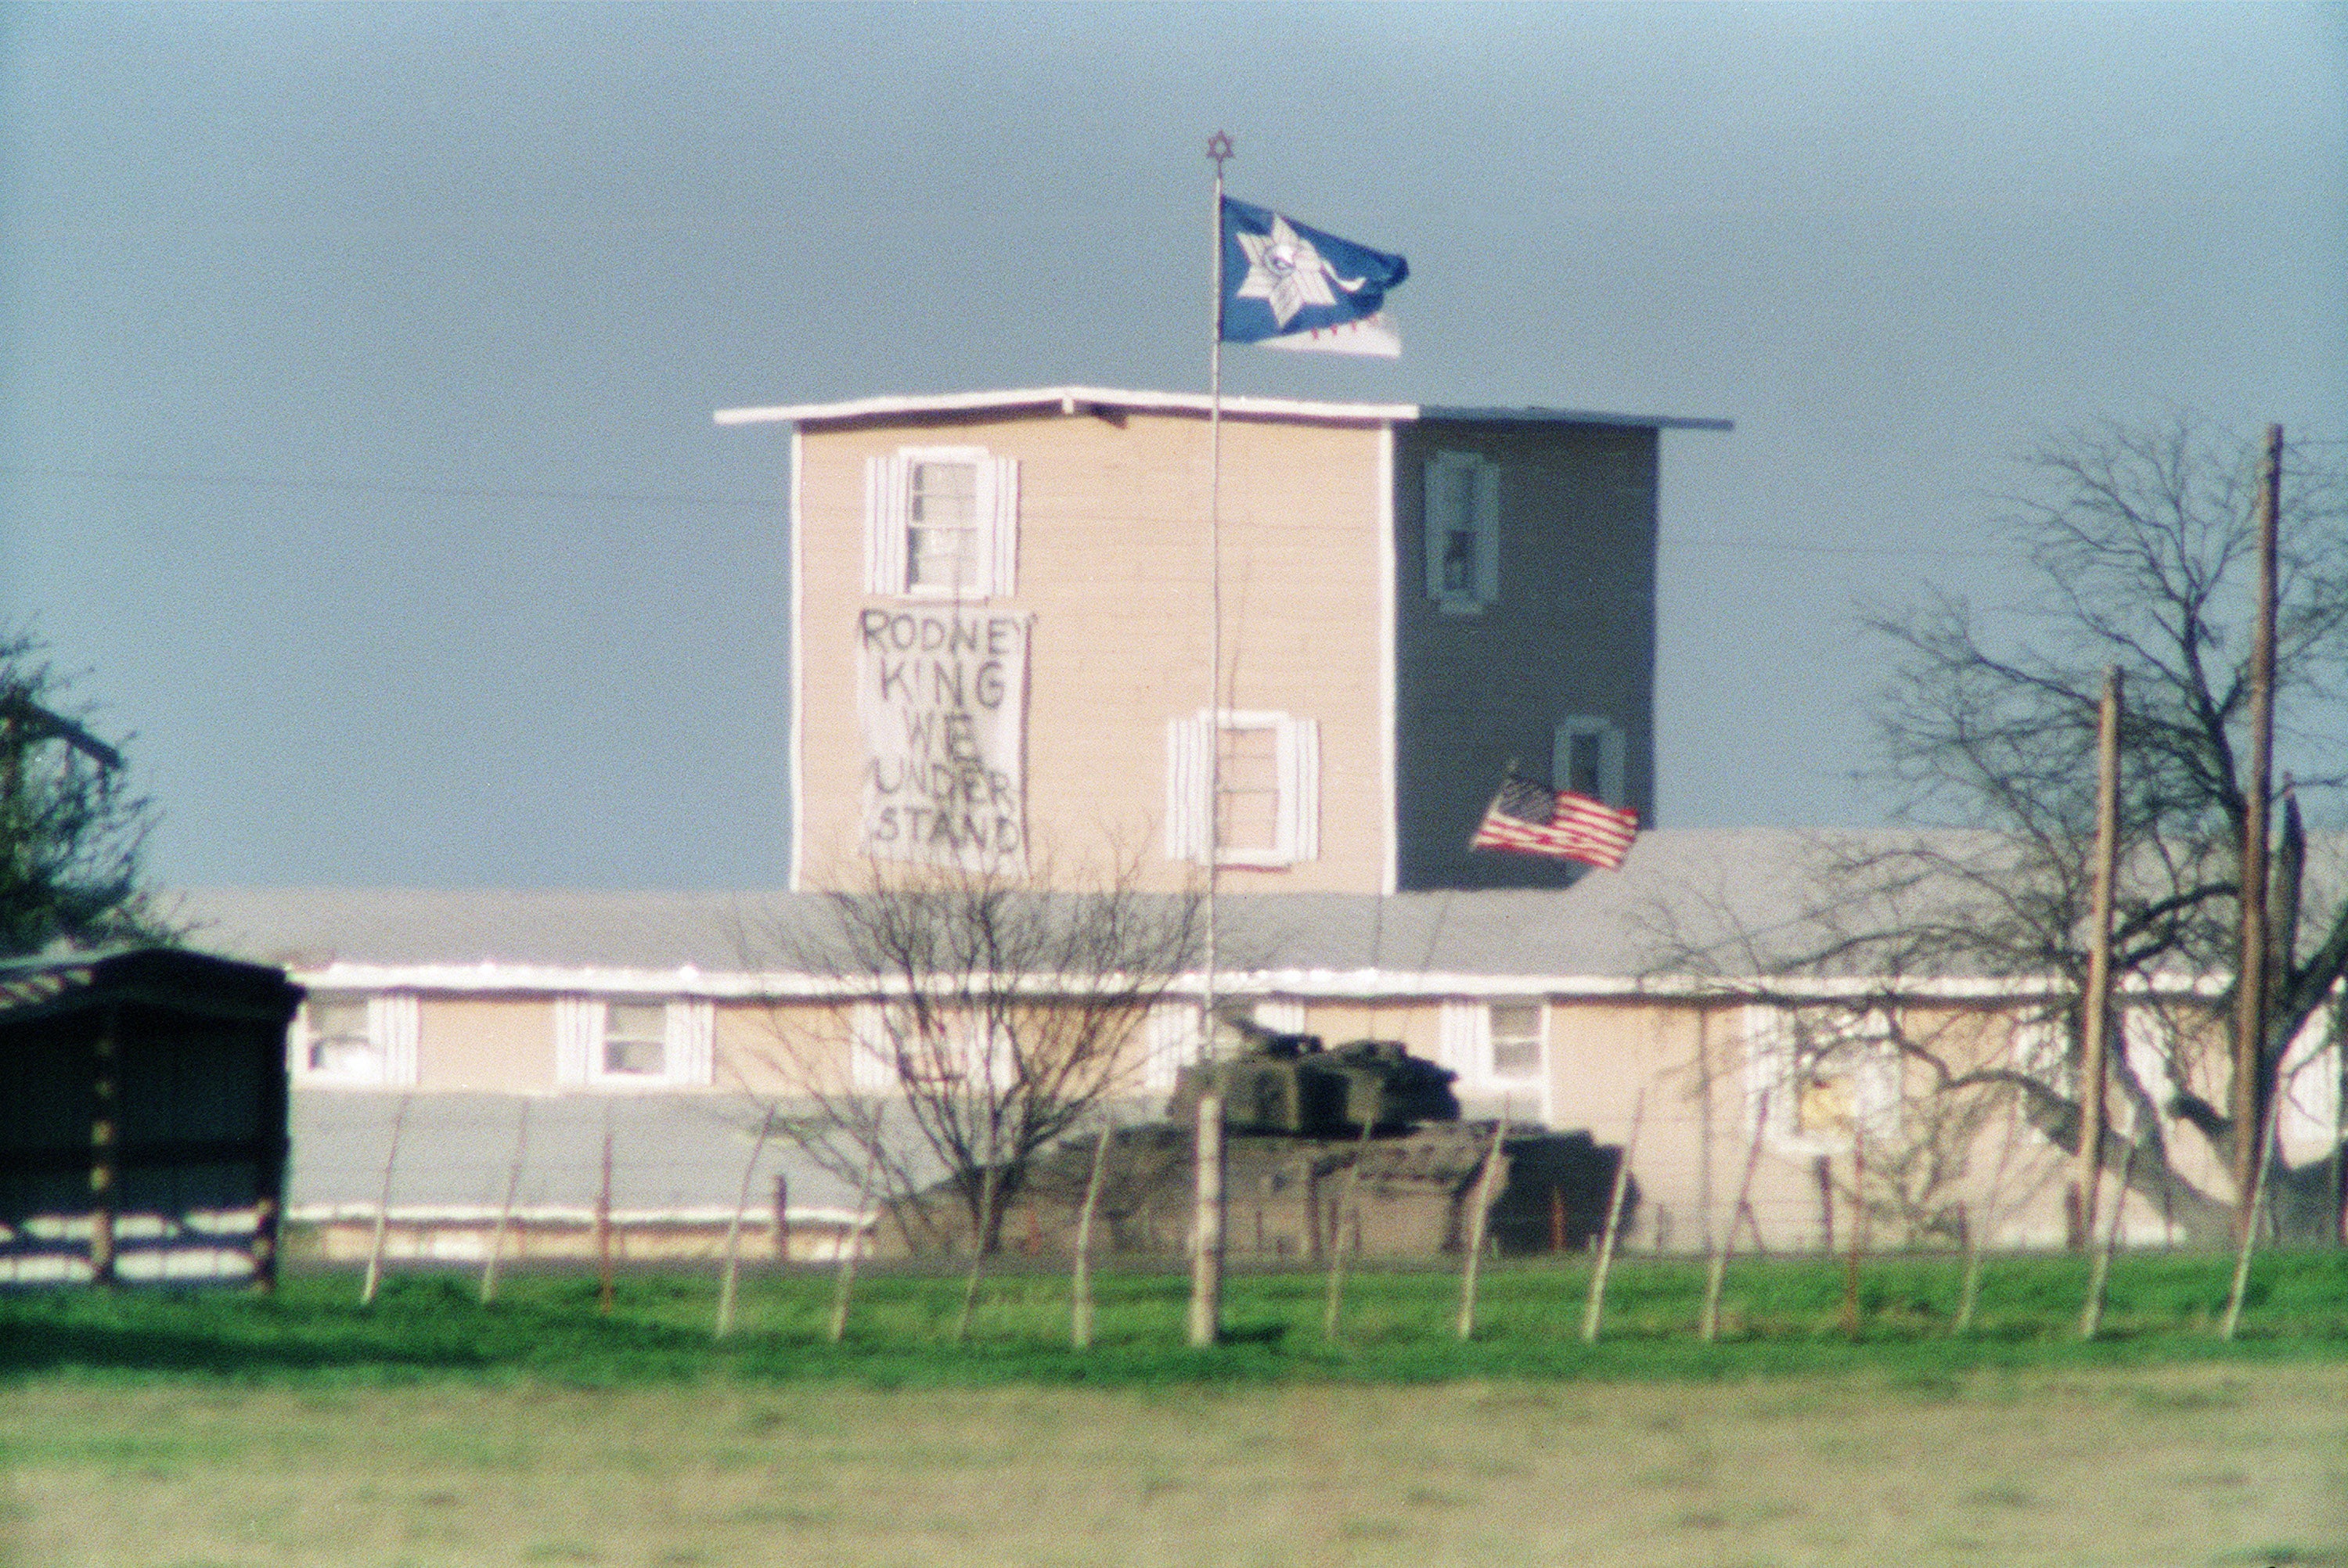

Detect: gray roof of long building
[175,829,1849,981]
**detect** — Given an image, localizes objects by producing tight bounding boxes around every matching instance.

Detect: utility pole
[2232,424,2281,1225]
[2076,666,2123,1242]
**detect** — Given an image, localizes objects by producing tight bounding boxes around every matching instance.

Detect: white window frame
[556,998,715,1090]
[1252,999,1306,1035]
[1745,1003,1901,1156]
[848,1002,1011,1097]
[1424,450,1500,613]
[1553,716,1626,807]
[289,993,419,1087]
[864,445,1020,600]
[1439,998,1548,1086]
[1165,710,1320,868]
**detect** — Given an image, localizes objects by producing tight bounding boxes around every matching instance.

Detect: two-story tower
[715,387,1728,893]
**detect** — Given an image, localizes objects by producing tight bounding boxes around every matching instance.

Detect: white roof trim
[289,1203,873,1228]
[714,385,1732,432]
[716,386,1417,427]
[291,959,2228,1005]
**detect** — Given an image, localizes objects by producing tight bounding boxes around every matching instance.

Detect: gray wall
[1392,420,1658,890]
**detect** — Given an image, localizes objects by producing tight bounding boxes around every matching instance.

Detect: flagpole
[1203,130,1231,1056]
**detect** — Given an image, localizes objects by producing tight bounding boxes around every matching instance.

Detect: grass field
[4,1255,2346,1566]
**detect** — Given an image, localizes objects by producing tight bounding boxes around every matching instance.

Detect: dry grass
[5,1364,2345,1568]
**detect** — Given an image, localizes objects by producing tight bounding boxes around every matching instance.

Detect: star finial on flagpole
[1205,131,1233,172]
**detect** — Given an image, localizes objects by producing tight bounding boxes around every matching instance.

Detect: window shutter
[850,1003,895,1093]
[1424,456,1458,599]
[554,997,598,1088]
[1279,715,1320,862]
[1144,1002,1201,1090]
[1742,1004,1793,1145]
[1439,1000,1485,1076]
[370,994,420,1088]
[668,999,716,1087]
[988,455,1019,598]
[1473,460,1501,606]
[1165,714,1211,861]
[1252,999,1306,1034]
[865,453,911,595]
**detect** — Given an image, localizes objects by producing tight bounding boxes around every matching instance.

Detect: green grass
[4,1250,2345,1391]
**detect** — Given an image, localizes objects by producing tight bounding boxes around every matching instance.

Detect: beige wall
[417,998,556,1092]
[713,998,854,1098]
[794,408,1390,894]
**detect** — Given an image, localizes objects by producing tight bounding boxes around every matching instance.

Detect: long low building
[179,829,2346,1260]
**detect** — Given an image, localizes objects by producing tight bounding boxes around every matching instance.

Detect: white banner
[858,608,1031,870]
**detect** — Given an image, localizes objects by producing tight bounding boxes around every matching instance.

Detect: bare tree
[743,848,1204,1257]
[1666,418,2348,1243]
[0,630,171,957]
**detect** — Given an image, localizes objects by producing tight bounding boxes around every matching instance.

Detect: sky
[2,2,2343,892]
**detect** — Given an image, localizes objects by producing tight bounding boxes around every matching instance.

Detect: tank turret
[1169,1020,1458,1137]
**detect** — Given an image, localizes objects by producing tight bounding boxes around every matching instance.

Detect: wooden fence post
[1457,1109,1509,1340]
[1581,1089,1645,1344]
[1071,1117,1113,1350]
[360,1093,410,1307]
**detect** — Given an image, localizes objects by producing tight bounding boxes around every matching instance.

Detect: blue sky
[3,2,2342,890]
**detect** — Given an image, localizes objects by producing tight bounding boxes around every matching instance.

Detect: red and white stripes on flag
[1469,775,1640,870]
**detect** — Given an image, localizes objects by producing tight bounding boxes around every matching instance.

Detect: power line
[0,464,780,510]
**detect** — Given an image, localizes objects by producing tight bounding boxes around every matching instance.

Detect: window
[1744,1004,1901,1156]
[848,1002,1010,1095]
[556,998,715,1089]
[1488,1003,1545,1080]
[1441,999,1547,1084]
[601,1002,668,1077]
[1554,716,1626,806]
[290,993,419,1086]
[1143,1002,1204,1091]
[1165,710,1320,867]
[1424,451,1499,612]
[865,446,1019,599]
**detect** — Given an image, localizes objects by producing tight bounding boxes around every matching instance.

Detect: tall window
[907,459,981,593]
[865,447,1019,599]
[1554,716,1626,806]
[1165,710,1320,867]
[1424,451,1499,612]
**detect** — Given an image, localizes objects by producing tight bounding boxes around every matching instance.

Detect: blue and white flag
[1219,196,1408,358]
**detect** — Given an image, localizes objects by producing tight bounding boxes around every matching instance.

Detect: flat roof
[714,385,1732,433]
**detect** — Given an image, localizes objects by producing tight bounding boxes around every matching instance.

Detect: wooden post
[1322,1114,1374,1340]
[1954,1199,1984,1334]
[1548,1184,1565,1253]
[1813,1154,1835,1256]
[481,1099,529,1305]
[2077,666,2123,1243]
[2233,423,2282,1222]
[1701,1091,1769,1342]
[2222,1091,2285,1341]
[1840,1128,1866,1339]
[1187,1091,1223,1348]
[774,1172,791,1263]
[1457,1109,1510,1341]
[953,1163,996,1343]
[828,1138,882,1346]
[715,1112,774,1340]
[1071,1117,1113,1350]
[1581,1089,1644,1344]
[596,1124,615,1315]
[2080,1143,2136,1340]
[88,1007,119,1288]
[359,1093,410,1307]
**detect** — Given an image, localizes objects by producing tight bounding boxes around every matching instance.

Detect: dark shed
[0,947,301,1287]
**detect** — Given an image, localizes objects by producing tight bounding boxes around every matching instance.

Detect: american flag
[1468,775,1640,870]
